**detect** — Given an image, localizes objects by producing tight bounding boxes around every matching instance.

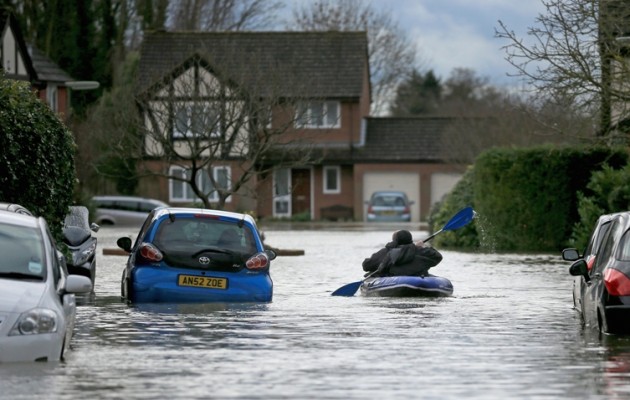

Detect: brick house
[134,30,464,222]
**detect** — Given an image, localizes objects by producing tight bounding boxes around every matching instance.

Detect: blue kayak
[360,275,453,297]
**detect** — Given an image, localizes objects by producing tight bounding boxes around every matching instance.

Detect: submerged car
[562,212,620,314]
[92,195,169,227]
[117,207,276,303]
[365,191,414,222]
[0,210,92,362]
[563,211,630,334]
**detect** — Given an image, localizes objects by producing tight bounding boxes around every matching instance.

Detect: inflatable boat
[359,275,453,297]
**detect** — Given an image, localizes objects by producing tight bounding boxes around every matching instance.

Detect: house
[134,30,463,222]
[1,12,73,118]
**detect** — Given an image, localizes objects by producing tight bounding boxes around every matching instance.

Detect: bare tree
[287,0,417,115]
[495,0,630,139]
[168,0,282,31]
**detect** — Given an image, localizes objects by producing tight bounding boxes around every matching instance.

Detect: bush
[430,166,479,249]
[0,75,76,241]
[571,164,630,250]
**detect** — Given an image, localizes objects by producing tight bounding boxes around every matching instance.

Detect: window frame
[295,100,341,129]
[172,101,221,139]
[169,165,232,203]
[323,165,341,194]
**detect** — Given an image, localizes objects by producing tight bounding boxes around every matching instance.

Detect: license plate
[177,275,228,289]
[380,210,397,215]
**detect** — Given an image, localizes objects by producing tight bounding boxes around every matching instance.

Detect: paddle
[331,206,475,297]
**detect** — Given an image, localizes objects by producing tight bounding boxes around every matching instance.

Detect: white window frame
[173,101,221,139]
[273,168,291,218]
[295,100,340,129]
[323,166,341,194]
[47,84,58,112]
[169,165,232,203]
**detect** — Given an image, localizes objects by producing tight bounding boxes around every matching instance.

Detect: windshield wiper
[0,272,44,280]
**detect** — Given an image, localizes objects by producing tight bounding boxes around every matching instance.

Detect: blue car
[116,207,276,303]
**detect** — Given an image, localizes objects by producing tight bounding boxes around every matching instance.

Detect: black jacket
[362,242,442,277]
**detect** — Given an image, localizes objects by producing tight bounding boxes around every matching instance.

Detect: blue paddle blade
[331,280,362,297]
[443,206,474,231]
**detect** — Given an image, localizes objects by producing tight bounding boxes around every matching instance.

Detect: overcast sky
[282,0,548,88]
[374,0,547,87]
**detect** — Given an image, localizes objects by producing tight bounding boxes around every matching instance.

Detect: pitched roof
[29,46,73,83]
[136,30,368,98]
[354,117,454,163]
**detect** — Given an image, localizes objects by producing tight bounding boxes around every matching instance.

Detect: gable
[1,12,35,81]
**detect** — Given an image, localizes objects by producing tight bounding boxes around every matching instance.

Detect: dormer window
[295,100,340,129]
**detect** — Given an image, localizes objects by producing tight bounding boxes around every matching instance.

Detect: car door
[583,218,621,330]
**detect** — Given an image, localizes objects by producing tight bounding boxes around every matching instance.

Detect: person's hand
[415,240,425,247]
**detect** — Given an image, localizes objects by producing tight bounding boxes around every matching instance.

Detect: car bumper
[367,214,411,222]
[0,334,64,362]
[129,266,273,303]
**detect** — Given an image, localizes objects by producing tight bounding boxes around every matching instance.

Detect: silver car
[92,196,169,227]
[0,210,92,362]
[365,191,414,222]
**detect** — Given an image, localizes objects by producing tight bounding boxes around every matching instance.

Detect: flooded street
[3,225,630,399]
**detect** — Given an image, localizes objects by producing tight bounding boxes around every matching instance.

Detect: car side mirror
[569,259,589,278]
[90,222,100,233]
[265,249,277,261]
[562,248,580,261]
[117,237,132,252]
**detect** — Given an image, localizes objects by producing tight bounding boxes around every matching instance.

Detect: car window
[133,210,157,249]
[593,218,623,274]
[372,194,406,207]
[617,229,630,261]
[154,218,256,255]
[0,222,46,280]
[585,220,612,257]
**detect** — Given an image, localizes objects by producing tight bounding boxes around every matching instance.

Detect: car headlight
[9,308,58,335]
[73,242,96,266]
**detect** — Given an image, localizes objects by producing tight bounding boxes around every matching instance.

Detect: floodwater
[2,224,630,400]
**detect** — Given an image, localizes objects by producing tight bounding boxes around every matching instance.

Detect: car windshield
[154,217,257,256]
[372,194,406,207]
[64,205,90,230]
[0,222,45,280]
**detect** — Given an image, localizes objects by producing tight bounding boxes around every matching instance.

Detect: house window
[47,84,58,113]
[323,166,340,194]
[295,101,340,128]
[173,102,220,138]
[169,165,231,203]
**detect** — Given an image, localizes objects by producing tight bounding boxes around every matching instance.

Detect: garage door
[363,172,420,222]
[430,173,463,205]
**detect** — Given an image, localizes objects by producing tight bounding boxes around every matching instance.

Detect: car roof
[153,207,257,225]
[371,191,408,196]
[0,209,40,228]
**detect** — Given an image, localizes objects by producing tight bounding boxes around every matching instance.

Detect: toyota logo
[198,256,210,265]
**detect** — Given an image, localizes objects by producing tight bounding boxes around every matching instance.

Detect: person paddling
[362,230,442,277]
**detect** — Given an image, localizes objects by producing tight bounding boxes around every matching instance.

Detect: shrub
[0,75,76,241]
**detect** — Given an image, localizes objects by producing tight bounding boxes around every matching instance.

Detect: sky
[283,0,548,88]
[378,0,548,87]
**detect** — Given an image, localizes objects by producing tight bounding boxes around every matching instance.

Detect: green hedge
[431,145,628,252]
[0,75,76,241]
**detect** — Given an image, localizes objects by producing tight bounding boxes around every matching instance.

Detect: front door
[291,169,311,217]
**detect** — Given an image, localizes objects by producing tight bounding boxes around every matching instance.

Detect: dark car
[562,212,621,314]
[365,191,414,222]
[563,211,630,334]
[116,207,276,303]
